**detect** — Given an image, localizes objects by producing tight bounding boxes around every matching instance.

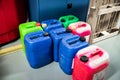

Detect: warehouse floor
[0,34,120,80]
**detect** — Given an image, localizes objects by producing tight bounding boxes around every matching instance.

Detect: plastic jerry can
[50,28,73,62]
[41,19,63,33]
[59,35,89,75]
[19,22,43,52]
[59,15,79,28]
[24,31,53,68]
[72,46,109,80]
[68,21,91,42]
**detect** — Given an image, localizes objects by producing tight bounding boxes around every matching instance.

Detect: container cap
[79,37,86,42]
[42,23,47,28]
[61,19,66,22]
[43,32,49,36]
[80,56,89,62]
[66,29,72,33]
[36,22,41,26]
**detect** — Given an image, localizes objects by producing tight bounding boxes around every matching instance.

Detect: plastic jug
[50,28,73,62]
[41,19,63,33]
[24,31,53,68]
[19,22,43,52]
[72,46,109,80]
[59,15,79,28]
[59,35,89,75]
[68,21,91,42]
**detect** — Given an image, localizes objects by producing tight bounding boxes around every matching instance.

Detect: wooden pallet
[87,0,120,44]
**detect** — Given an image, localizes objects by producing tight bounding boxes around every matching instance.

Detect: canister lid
[36,22,41,26]
[66,29,72,33]
[42,23,47,28]
[43,32,49,36]
[61,19,66,22]
[80,56,89,62]
[79,37,86,42]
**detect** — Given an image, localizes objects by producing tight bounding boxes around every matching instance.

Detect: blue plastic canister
[50,28,73,62]
[24,31,53,68]
[59,35,89,75]
[41,19,63,33]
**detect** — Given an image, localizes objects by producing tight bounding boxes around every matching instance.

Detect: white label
[72,58,74,69]
[93,68,107,80]
[85,35,90,42]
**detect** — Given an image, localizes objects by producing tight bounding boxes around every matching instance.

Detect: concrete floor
[0,34,120,80]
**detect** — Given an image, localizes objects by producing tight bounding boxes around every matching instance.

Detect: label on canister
[93,68,107,80]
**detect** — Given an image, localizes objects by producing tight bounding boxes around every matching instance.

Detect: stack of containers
[41,19,73,62]
[19,15,91,69]
[19,16,109,80]
[19,22,43,52]
[22,19,65,68]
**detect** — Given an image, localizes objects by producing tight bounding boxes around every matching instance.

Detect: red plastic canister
[68,21,91,42]
[72,46,109,80]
